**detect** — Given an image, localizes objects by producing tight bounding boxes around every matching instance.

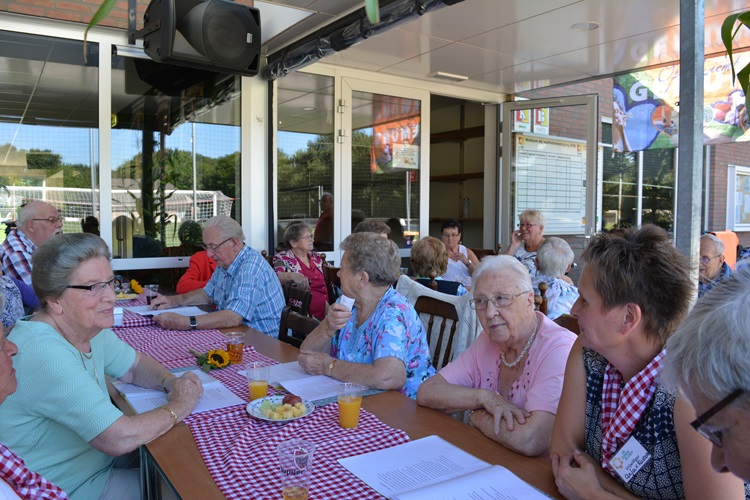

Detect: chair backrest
[261,250,274,267]
[414,295,460,370]
[277,306,321,348]
[470,247,497,260]
[534,281,549,316]
[323,264,341,305]
[282,281,312,316]
[415,278,462,296]
[553,313,579,335]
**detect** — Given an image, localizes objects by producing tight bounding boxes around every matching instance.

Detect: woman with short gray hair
[663,269,750,483]
[531,237,578,320]
[273,221,328,319]
[504,208,546,276]
[0,233,203,499]
[298,232,435,398]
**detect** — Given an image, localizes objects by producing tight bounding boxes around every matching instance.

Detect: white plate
[246,396,314,422]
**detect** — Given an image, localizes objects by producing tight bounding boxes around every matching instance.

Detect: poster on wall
[513,109,532,132]
[370,97,420,174]
[514,134,586,235]
[613,52,750,153]
[533,108,549,135]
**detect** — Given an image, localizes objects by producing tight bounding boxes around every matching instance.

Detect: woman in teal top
[0,234,204,500]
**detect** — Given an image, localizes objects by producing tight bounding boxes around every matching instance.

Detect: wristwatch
[189,316,197,331]
[327,358,337,376]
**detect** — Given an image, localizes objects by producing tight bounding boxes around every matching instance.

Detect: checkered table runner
[114,326,410,498]
[114,296,156,328]
[188,402,409,500]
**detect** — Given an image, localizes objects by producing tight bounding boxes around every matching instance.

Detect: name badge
[609,436,651,483]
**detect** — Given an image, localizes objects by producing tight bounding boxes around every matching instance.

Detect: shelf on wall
[430,125,485,144]
[430,172,483,182]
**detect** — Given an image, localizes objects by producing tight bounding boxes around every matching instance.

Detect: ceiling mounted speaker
[141,0,260,76]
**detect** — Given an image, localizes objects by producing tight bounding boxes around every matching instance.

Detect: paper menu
[338,435,549,500]
[125,305,209,318]
[112,369,244,415]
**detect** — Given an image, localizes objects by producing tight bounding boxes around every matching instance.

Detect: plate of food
[246,395,314,422]
[116,292,138,300]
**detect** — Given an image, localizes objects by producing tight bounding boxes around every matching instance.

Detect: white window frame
[727,164,750,231]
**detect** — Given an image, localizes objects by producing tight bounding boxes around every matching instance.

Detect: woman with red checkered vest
[550,225,746,499]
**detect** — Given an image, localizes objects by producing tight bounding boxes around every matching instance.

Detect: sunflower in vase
[189,348,230,373]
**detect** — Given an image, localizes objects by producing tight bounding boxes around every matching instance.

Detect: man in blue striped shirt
[151,216,285,337]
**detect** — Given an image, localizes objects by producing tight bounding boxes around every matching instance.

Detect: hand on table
[551,449,605,500]
[479,391,531,434]
[166,371,204,421]
[150,294,179,310]
[153,313,190,330]
[298,350,332,376]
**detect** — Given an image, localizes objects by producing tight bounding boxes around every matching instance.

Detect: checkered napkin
[187,403,410,500]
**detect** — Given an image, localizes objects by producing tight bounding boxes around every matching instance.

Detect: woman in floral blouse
[273,221,328,319]
[297,232,435,398]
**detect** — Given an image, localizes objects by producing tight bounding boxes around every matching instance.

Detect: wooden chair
[469,244,503,261]
[282,281,312,316]
[261,250,274,267]
[554,313,580,335]
[277,306,320,348]
[414,295,459,370]
[323,264,341,305]
[534,281,548,316]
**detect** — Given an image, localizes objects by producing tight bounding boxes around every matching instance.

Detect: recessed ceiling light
[428,71,469,82]
[571,21,599,32]
[302,107,316,111]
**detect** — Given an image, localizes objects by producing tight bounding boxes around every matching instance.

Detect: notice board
[514,134,586,235]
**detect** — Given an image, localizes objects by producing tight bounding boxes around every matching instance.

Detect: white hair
[663,268,750,402]
[537,237,574,276]
[700,233,724,256]
[472,255,532,293]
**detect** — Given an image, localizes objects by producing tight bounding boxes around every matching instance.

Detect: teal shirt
[0,320,136,499]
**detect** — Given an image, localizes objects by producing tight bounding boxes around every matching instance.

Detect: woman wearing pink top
[417,255,576,457]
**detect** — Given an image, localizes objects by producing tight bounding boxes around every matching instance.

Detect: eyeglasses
[519,223,536,228]
[298,233,313,241]
[66,278,117,294]
[470,292,528,310]
[699,255,720,264]
[32,216,62,223]
[442,233,460,239]
[690,388,744,447]
[201,237,233,252]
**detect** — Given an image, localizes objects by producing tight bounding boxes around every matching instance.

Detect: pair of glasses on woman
[469,292,528,310]
[66,278,117,294]
[690,388,744,447]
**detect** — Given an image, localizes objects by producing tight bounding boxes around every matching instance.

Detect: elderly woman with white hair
[663,269,750,484]
[298,232,435,398]
[532,237,579,320]
[505,209,546,276]
[417,255,576,456]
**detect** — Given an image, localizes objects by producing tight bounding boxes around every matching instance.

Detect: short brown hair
[581,224,694,344]
[353,219,391,235]
[410,237,448,277]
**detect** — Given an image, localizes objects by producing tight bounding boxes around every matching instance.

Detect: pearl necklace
[500,315,539,368]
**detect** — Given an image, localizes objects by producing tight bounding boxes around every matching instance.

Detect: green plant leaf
[83,0,118,62]
[722,12,750,113]
[365,0,380,25]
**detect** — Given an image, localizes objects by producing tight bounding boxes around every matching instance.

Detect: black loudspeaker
[141,0,261,76]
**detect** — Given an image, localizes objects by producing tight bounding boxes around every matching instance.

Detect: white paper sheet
[125,305,209,318]
[112,369,244,415]
[339,435,549,500]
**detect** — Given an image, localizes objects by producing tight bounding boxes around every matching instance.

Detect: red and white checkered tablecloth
[188,402,409,500]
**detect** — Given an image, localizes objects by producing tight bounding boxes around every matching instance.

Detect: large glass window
[601,123,674,232]
[110,56,241,259]
[276,72,335,252]
[0,31,99,238]
[351,91,420,248]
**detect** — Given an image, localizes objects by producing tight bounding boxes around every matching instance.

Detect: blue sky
[1,122,320,168]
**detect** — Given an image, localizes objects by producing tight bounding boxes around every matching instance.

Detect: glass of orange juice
[337,383,364,429]
[245,362,269,401]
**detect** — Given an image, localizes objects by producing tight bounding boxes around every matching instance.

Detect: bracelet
[161,373,175,392]
[160,405,178,426]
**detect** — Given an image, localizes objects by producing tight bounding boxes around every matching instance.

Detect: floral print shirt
[330,287,436,398]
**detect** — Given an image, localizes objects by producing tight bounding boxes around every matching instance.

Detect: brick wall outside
[0,0,253,30]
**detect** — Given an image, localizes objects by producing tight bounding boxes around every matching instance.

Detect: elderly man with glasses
[699,233,731,298]
[0,201,63,284]
[150,215,285,337]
